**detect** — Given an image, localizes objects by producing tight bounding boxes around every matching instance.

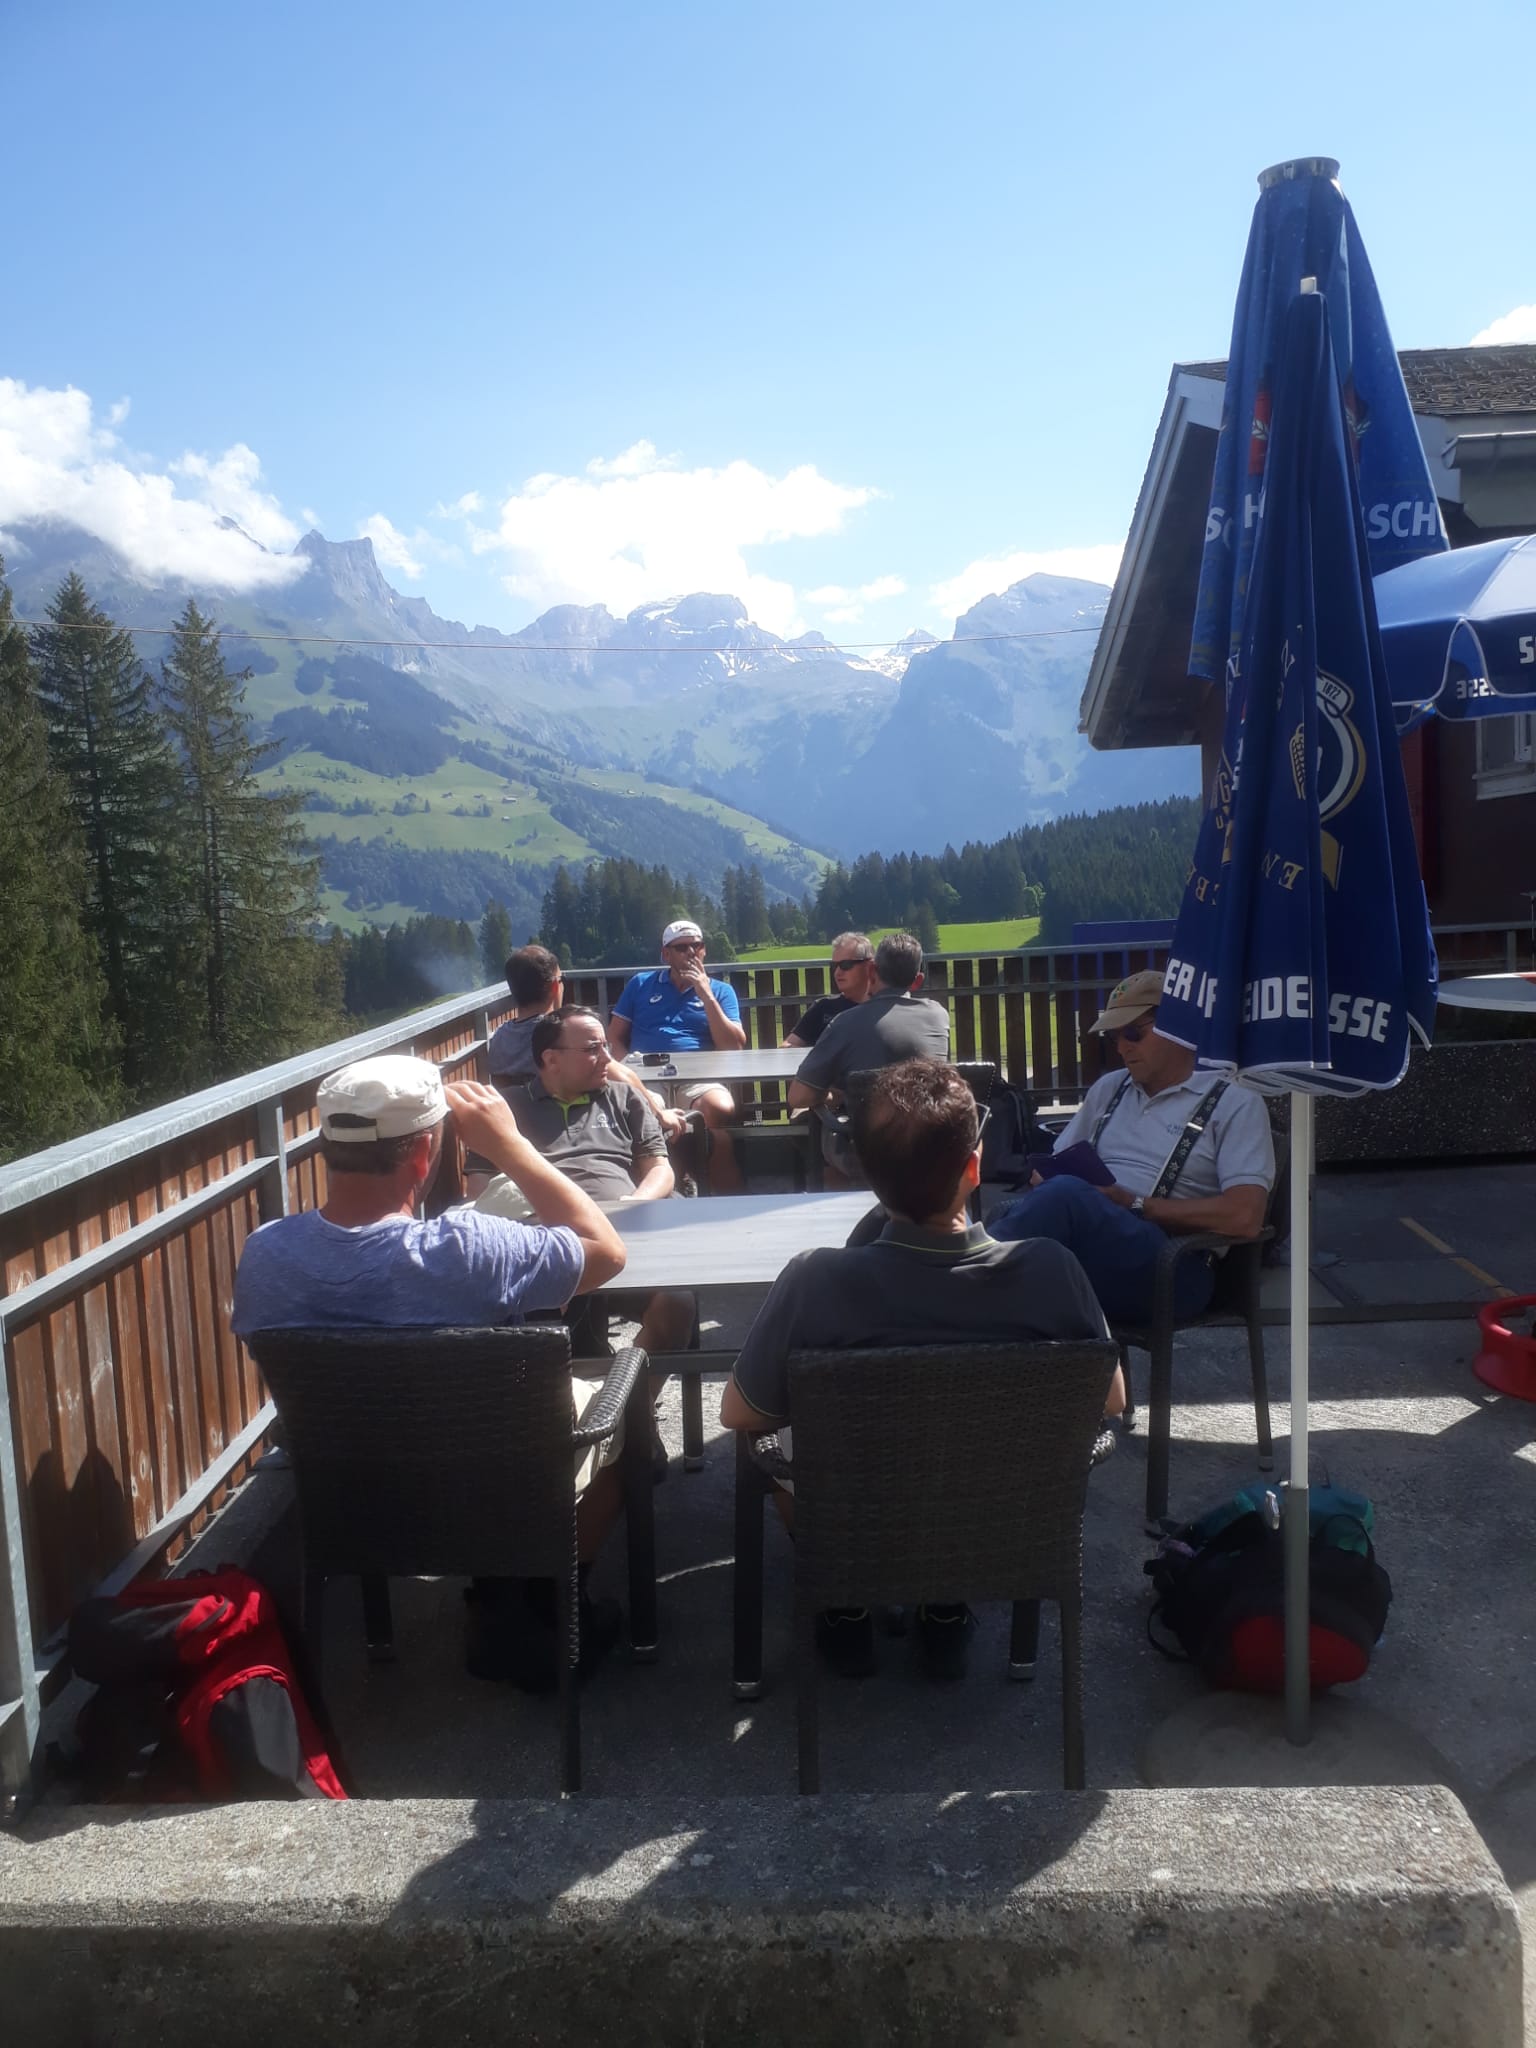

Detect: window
[1475,713,1536,799]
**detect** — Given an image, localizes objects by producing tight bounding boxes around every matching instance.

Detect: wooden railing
[1,921,1528,1802]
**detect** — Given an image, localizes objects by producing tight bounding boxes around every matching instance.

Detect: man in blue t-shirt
[608,918,747,1193]
[232,1054,629,1690]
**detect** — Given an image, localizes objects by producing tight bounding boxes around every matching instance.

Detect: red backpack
[66,1568,346,1802]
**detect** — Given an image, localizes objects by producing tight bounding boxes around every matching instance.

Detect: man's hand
[1098,1181,1137,1210]
[679,957,711,996]
[444,1079,524,1159]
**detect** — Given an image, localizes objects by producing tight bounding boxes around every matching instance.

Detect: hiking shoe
[916,1602,975,1682]
[815,1606,876,1678]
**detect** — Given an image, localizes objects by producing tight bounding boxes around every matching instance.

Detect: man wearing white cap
[231,1056,626,1333]
[232,1055,630,1689]
[987,970,1274,1324]
[608,918,747,1193]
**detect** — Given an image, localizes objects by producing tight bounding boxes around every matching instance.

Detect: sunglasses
[667,940,706,953]
[557,1037,610,1055]
[831,958,870,974]
[1111,1019,1155,1046]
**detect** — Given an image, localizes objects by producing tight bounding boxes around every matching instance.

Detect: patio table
[1435,972,1536,1012]
[624,1046,808,1099]
[596,1191,874,1465]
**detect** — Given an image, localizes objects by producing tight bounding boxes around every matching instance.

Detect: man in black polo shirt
[721,1059,1118,1679]
[788,930,951,1186]
[783,932,877,1047]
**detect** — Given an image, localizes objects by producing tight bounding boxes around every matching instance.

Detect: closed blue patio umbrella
[1158,267,1437,1742]
[1191,157,1445,689]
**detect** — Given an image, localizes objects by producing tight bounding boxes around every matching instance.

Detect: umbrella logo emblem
[1316,670,1366,887]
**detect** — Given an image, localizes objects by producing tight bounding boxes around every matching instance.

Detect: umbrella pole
[1285,1089,1314,1744]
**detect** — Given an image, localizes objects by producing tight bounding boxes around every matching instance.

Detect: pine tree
[478,898,513,982]
[158,599,338,1081]
[33,574,184,1088]
[0,564,119,1158]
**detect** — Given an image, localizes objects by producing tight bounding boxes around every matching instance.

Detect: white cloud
[172,444,301,552]
[357,513,461,582]
[0,378,304,592]
[804,572,907,627]
[930,542,1124,621]
[358,513,424,579]
[1471,304,1536,346]
[433,489,483,518]
[468,441,876,635]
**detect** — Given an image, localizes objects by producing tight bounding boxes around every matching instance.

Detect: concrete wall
[0,1787,1519,2046]
[1315,1041,1536,1164]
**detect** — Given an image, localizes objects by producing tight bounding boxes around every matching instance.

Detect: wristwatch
[1130,1194,1146,1216]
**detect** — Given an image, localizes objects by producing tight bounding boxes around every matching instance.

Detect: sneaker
[916,1602,975,1682]
[814,1606,876,1679]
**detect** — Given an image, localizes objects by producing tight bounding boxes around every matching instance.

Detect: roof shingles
[1176,344,1536,415]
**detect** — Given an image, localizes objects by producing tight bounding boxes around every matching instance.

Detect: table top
[1436,972,1536,1013]
[625,1047,808,1087]
[595,1191,875,1293]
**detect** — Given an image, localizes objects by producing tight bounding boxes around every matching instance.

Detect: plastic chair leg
[622,1371,658,1660]
[732,1436,768,1699]
[795,1593,820,1794]
[557,1566,580,1796]
[1059,1594,1085,1791]
[681,1370,705,1470]
[1144,1329,1175,1533]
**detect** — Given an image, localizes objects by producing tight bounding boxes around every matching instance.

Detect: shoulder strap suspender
[1151,1079,1230,1200]
[1090,1073,1133,1148]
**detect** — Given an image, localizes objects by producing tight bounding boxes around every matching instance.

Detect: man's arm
[622,1094,675,1201]
[605,1056,685,1137]
[1099,1180,1268,1239]
[720,1377,780,1432]
[445,1081,626,1291]
[682,962,747,1050]
[607,1012,633,1058]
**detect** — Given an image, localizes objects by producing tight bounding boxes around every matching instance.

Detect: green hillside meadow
[734,917,1041,962]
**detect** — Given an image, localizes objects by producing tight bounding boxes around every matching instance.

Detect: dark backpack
[64,1567,347,1802]
[1145,1489,1392,1694]
[979,1083,1046,1188]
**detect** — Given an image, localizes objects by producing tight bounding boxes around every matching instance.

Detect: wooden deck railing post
[255,1099,289,1227]
[0,1300,40,1812]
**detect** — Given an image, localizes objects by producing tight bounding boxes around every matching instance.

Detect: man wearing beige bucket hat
[988,969,1274,1324]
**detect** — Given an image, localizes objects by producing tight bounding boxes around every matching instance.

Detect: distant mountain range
[1,518,1198,921]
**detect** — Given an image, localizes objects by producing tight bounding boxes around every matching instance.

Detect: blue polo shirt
[613,968,741,1053]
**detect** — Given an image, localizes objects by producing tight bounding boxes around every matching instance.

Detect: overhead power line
[14,618,1103,656]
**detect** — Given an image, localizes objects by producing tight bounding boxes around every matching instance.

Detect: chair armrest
[1149,1224,1273,1326]
[572,1345,648,1446]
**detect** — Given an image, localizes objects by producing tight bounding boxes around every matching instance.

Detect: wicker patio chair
[1112,1130,1289,1532]
[248,1324,657,1795]
[730,1339,1121,1791]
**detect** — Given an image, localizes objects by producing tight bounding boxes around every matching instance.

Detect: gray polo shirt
[508,1076,666,1204]
[731,1218,1108,1424]
[1056,1067,1275,1202]
[795,986,951,1095]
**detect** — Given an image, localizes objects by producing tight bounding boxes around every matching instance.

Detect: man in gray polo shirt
[988,970,1275,1323]
[722,1058,1116,1680]
[482,1005,695,1366]
[788,930,951,1185]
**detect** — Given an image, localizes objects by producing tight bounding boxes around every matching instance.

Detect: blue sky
[4,0,1534,644]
